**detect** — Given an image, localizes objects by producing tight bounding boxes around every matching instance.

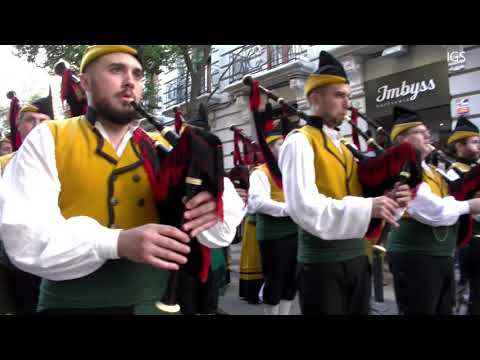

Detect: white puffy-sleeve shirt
[247,169,288,218]
[406,163,470,227]
[278,129,373,240]
[0,122,245,281]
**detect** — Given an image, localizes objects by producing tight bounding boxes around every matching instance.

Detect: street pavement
[218,243,399,315]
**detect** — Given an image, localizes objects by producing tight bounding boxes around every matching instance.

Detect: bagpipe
[226,125,263,191]
[344,111,423,199]
[130,101,225,314]
[60,67,87,117]
[242,75,423,200]
[242,75,303,189]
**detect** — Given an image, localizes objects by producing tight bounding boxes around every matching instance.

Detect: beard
[93,96,140,125]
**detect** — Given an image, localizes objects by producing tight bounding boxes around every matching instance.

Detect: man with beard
[278,51,412,315]
[0,45,245,314]
[445,116,480,314]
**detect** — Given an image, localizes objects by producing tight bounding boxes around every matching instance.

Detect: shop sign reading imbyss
[365,61,450,118]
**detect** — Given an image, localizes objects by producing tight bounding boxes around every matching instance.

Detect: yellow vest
[39,116,170,311]
[389,165,457,257]
[422,165,449,198]
[256,163,284,202]
[450,161,472,175]
[0,152,15,175]
[294,125,366,263]
[254,163,297,242]
[47,117,159,229]
[297,125,363,198]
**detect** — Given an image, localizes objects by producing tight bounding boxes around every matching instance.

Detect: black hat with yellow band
[447,115,479,145]
[20,89,54,119]
[304,51,349,97]
[390,106,424,142]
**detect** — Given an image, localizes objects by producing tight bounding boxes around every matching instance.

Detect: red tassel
[365,219,383,241]
[133,128,158,193]
[249,80,261,112]
[458,215,474,248]
[264,118,274,133]
[174,110,183,134]
[198,244,211,283]
[60,68,70,103]
[216,192,224,222]
[8,96,21,151]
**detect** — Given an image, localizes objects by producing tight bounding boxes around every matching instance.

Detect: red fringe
[60,69,70,103]
[264,117,274,133]
[365,219,383,242]
[133,129,158,196]
[155,133,190,201]
[451,165,480,201]
[216,192,224,222]
[249,80,261,112]
[198,244,211,283]
[458,215,473,248]
[174,110,183,134]
[358,142,418,188]
[8,96,21,151]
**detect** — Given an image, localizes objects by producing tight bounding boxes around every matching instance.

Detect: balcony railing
[162,45,309,109]
[221,45,308,84]
[163,60,220,109]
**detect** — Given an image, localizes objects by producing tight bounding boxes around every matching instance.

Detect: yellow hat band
[447,131,480,145]
[266,135,283,145]
[304,74,348,96]
[80,45,138,73]
[20,104,39,114]
[390,122,424,142]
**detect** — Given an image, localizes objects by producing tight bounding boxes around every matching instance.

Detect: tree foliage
[13,45,181,113]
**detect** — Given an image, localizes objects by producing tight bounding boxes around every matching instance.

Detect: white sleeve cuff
[459,201,471,216]
[95,228,122,260]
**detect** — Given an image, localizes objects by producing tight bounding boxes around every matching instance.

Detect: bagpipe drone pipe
[131,101,224,313]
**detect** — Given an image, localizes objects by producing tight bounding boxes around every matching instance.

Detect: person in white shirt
[444,116,480,314]
[387,106,480,315]
[279,51,412,315]
[0,45,245,315]
[0,97,53,315]
[249,129,298,315]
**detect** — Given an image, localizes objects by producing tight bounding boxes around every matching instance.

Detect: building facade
[161,45,479,170]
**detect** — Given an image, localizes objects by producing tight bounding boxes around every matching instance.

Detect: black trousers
[177,268,219,315]
[388,252,454,315]
[258,236,298,305]
[466,241,480,314]
[0,266,40,315]
[298,255,371,315]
